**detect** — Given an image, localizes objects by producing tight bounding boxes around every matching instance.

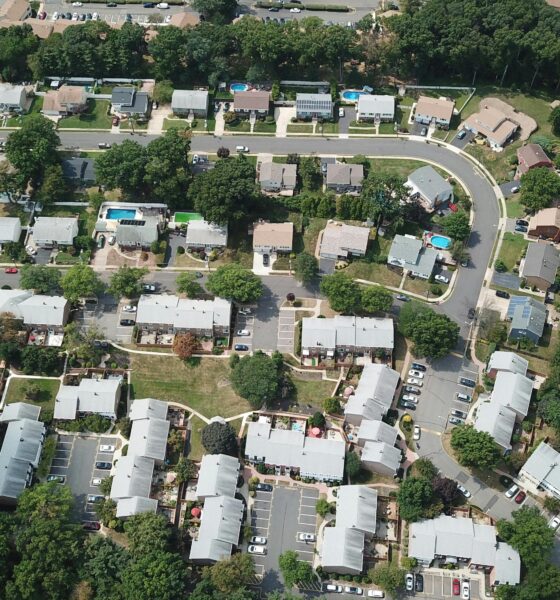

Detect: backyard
[4,378,60,421]
[287,372,336,408]
[187,415,206,461]
[58,100,112,130]
[496,232,528,271]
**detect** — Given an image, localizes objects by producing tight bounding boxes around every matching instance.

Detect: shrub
[495,259,507,272]
[177,246,185,255]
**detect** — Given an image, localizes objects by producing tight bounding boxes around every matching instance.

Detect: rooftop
[171,89,209,111]
[361,440,401,474]
[302,316,394,352]
[487,351,528,376]
[129,398,168,421]
[32,216,78,245]
[507,296,547,338]
[344,363,400,422]
[521,243,560,285]
[54,377,121,420]
[233,90,270,111]
[407,165,453,202]
[0,217,21,242]
[529,207,560,231]
[196,454,240,499]
[326,163,364,187]
[415,96,455,122]
[491,371,533,417]
[19,294,68,327]
[253,221,294,248]
[320,222,370,258]
[520,442,560,492]
[336,485,378,535]
[474,402,516,450]
[259,163,297,189]
[185,220,228,248]
[517,143,552,171]
[357,419,398,446]
[357,94,395,113]
[321,527,365,573]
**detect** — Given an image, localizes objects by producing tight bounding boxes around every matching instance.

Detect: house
[54,377,122,420]
[357,419,398,447]
[301,317,394,363]
[41,86,87,117]
[136,295,231,339]
[408,515,520,586]
[185,220,228,251]
[0,403,45,505]
[111,454,155,505]
[171,90,209,117]
[0,0,32,21]
[18,294,70,329]
[491,371,533,419]
[516,143,553,178]
[0,288,32,316]
[344,363,400,427]
[326,163,364,194]
[259,162,297,194]
[361,441,401,476]
[474,402,516,452]
[111,87,150,118]
[321,527,365,575]
[0,83,26,114]
[528,207,560,243]
[296,93,333,120]
[336,485,378,537]
[521,243,560,291]
[233,91,270,116]
[507,296,547,343]
[115,216,161,249]
[406,166,453,210]
[319,222,370,259]
[519,442,560,499]
[0,217,21,247]
[95,202,167,239]
[129,397,168,421]
[189,495,244,564]
[486,351,528,379]
[356,95,395,122]
[32,216,79,247]
[414,96,455,129]
[244,418,345,482]
[195,454,240,501]
[61,158,96,185]
[252,221,294,254]
[464,105,518,150]
[388,234,438,279]
[168,11,200,27]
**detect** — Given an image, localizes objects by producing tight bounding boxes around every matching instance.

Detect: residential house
[31,216,79,247]
[409,515,521,586]
[95,202,167,240]
[516,143,553,178]
[111,87,150,118]
[136,295,231,339]
[295,93,333,120]
[258,162,297,194]
[474,401,516,452]
[519,442,560,499]
[361,441,401,476]
[41,86,87,117]
[0,83,26,114]
[171,90,209,118]
[321,527,365,575]
[486,351,528,379]
[528,207,560,243]
[301,317,394,363]
[0,0,32,21]
[185,220,228,251]
[464,105,518,150]
[18,294,69,330]
[195,454,240,501]
[244,418,345,482]
[336,485,378,537]
[388,234,438,279]
[233,91,270,116]
[115,216,161,249]
[54,377,122,421]
[507,296,547,343]
[0,288,32,316]
[414,96,455,129]
[491,371,533,420]
[326,163,364,194]
[0,403,45,505]
[357,419,398,447]
[357,95,395,122]
[406,165,454,210]
[0,217,21,247]
[252,221,294,254]
[319,222,370,260]
[168,12,200,27]
[61,158,96,186]
[521,243,560,291]
[129,397,168,421]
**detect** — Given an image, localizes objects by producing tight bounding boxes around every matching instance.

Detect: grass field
[368,158,428,180]
[58,100,112,130]
[225,119,251,133]
[496,232,528,271]
[289,374,335,407]
[253,120,277,134]
[505,195,525,219]
[345,262,403,288]
[187,416,206,461]
[5,378,60,421]
[6,96,43,127]
[303,218,328,254]
[287,124,314,134]
[174,212,203,224]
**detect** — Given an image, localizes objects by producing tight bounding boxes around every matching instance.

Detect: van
[456,392,472,403]
[236,145,249,153]
[368,591,385,598]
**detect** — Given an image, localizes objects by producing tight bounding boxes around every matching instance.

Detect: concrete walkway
[147,106,171,135]
[214,108,225,136]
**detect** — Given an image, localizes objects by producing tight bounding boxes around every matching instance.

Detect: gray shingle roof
[320,222,370,258]
[61,158,96,183]
[507,296,547,339]
[302,317,394,352]
[321,527,365,573]
[0,402,41,423]
[336,485,378,535]
[185,220,228,248]
[116,216,160,247]
[196,454,240,500]
[357,419,397,446]
[474,402,516,450]
[116,496,158,518]
[487,351,528,376]
[54,378,121,420]
[407,165,453,204]
[171,89,209,112]
[129,417,170,462]
[492,371,533,417]
[357,94,395,116]
[494,542,521,585]
[110,455,155,499]
[521,243,560,286]
[344,364,400,423]
[0,217,21,243]
[259,162,297,188]
[0,289,31,317]
[111,87,149,114]
[326,163,364,187]
[388,234,438,278]
[32,217,78,245]
[129,398,168,421]
[18,294,68,327]
[520,442,560,493]
[361,441,401,474]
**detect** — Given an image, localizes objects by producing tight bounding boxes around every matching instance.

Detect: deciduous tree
[361,286,392,313]
[369,564,406,595]
[450,424,501,469]
[442,211,471,241]
[20,265,62,295]
[207,264,263,303]
[278,550,314,588]
[396,477,440,522]
[206,553,255,594]
[293,252,318,284]
[320,272,361,313]
[176,272,203,297]
[201,421,238,456]
[108,266,148,299]
[230,351,282,408]
[520,167,560,213]
[61,265,103,303]
[173,333,199,360]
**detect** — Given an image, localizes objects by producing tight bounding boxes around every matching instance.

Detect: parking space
[233,313,254,352]
[491,270,521,290]
[499,181,521,199]
[276,311,295,352]
[450,130,475,149]
[416,572,481,599]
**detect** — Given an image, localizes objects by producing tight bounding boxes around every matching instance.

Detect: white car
[250,536,267,545]
[367,591,385,598]
[343,586,362,595]
[92,478,103,486]
[237,329,250,336]
[408,369,425,379]
[236,145,249,153]
[92,12,99,20]
[156,2,169,7]
[72,1,82,5]
[298,532,316,542]
[71,12,79,20]
[51,11,59,19]
[99,444,115,453]
[290,7,301,12]
[402,394,418,403]
[248,545,266,555]
[457,484,471,498]
[413,426,421,441]
[325,584,343,592]
[165,14,171,22]
[25,245,37,255]
[122,305,137,313]
[338,107,345,117]
[462,580,470,599]
[434,274,450,284]
[505,484,519,499]
[549,516,560,530]
[405,573,414,591]
[238,308,252,316]
[407,377,423,387]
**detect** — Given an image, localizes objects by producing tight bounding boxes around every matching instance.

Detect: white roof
[171,89,209,111]
[321,527,365,573]
[116,496,158,518]
[361,441,401,474]
[0,457,32,501]
[18,294,68,327]
[0,402,41,423]
[491,371,533,417]
[0,418,45,468]
[129,417,170,462]
[474,402,516,450]
[320,222,369,257]
[357,94,395,115]
[487,351,528,376]
[0,217,21,243]
[110,455,155,500]
[54,378,121,420]
[336,485,378,535]
[302,316,394,351]
[301,317,337,350]
[494,542,521,585]
[196,454,239,499]
[0,289,32,318]
[185,220,228,248]
[357,419,397,446]
[32,217,78,245]
[345,364,400,422]
[0,83,25,106]
[129,398,168,421]
[520,442,560,492]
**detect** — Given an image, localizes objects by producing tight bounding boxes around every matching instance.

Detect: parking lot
[73,296,134,344]
[276,312,295,353]
[48,433,120,521]
[249,485,319,590]
[233,312,254,352]
[415,572,481,599]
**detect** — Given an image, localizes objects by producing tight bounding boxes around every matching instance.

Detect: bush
[430,284,443,296]
[177,246,185,255]
[495,259,507,272]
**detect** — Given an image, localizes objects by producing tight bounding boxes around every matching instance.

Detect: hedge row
[255,2,349,12]
[64,0,183,5]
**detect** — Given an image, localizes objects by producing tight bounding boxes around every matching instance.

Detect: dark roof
[111,87,149,115]
[61,158,96,182]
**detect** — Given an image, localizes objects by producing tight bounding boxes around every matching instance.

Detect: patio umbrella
[343,386,354,398]
[311,427,321,437]
[191,507,201,518]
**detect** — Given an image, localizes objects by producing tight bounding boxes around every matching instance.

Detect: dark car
[420,126,428,136]
[500,475,514,488]
[106,2,117,6]
[415,574,424,592]
[459,377,476,388]
[411,362,426,372]
[268,6,279,10]
[47,474,65,483]
[80,13,86,20]
[467,308,476,319]
[65,12,72,18]
[125,13,132,21]
[82,521,101,531]
[234,344,249,352]
[120,319,135,326]
[400,400,416,410]
[457,129,467,140]
[142,283,157,293]
[256,483,273,492]
[496,290,510,299]
[95,461,112,470]
[395,294,409,302]
[224,102,230,111]
[515,225,528,233]
[515,491,526,504]
[404,385,420,395]
[263,254,270,267]
[143,1,155,5]
[86,12,92,19]
[516,219,529,227]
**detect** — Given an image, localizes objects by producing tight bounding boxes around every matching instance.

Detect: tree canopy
[442,211,471,241]
[293,252,318,284]
[369,564,406,595]
[230,351,283,408]
[176,272,203,297]
[61,265,103,303]
[450,424,501,469]
[396,476,442,522]
[108,266,148,299]
[320,272,361,314]
[201,421,238,456]
[520,167,560,213]
[278,550,314,588]
[207,264,263,303]
[361,286,393,314]
[20,265,62,295]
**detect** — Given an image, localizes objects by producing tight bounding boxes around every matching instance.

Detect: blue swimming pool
[341,89,366,102]
[430,235,452,250]
[106,208,137,220]
[230,83,250,92]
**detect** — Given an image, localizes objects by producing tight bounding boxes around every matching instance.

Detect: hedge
[255,1,350,11]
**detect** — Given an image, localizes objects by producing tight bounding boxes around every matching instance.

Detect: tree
[207,264,263,303]
[323,397,342,414]
[20,265,62,295]
[37,164,68,205]
[81,536,129,600]
[345,451,361,479]
[442,211,471,241]
[451,240,470,264]
[173,333,199,360]
[497,506,555,568]
[293,252,318,284]
[230,351,282,408]
[550,106,560,137]
[64,323,105,366]
[520,167,560,213]
[95,140,148,198]
[413,457,439,480]
[176,272,203,297]
[108,266,148,299]
[451,425,501,469]
[175,457,196,484]
[3,241,26,262]
[191,0,237,24]
[298,156,322,191]
[316,498,330,518]
[278,550,314,588]
[308,411,326,429]
[201,421,238,456]
[361,172,408,226]
[361,286,392,313]
[61,265,103,303]
[396,477,440,522]
[431,476,458,507]
[544,496,560,514]
[0,161,26,204]
[152,80,174,104]
[320,272,361,313]
[0,24,39,82]
[207,553,255,594]
[21,346,61,375]
[369,564,406,595]
[217,146,230,159]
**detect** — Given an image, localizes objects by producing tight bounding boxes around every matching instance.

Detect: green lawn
[303,218,328,254]
[120,120,148,131]
[288,374,335,408]
[378,122,397,134]
[58,100,112,130]
[287,124,314,133]
[130,355,252,418]
[345,262,403,288]
[253,120,277,133]
[164,117,214,132]
[225,119,251,132]
[403,276,446,298]
[187,415,206,461]
[496,232,528,271]
[505,195,525,219]
[163,118,191,131]
[368,159,428,180]
[5,378,60,422]
[320,122,339,135]
[6,96,43,127]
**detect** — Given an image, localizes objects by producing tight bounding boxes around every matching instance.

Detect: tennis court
[173,212,203,224]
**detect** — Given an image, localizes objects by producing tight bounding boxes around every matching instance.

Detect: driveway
[164,229,185,267]
[450,130,475,149]
[337,107,355,136]
[275,106,296,137]
[492,271,520,290]
[500,182,521,199]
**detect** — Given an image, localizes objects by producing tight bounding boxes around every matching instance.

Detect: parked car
[143,1,155,6]
[108,235,116,245]
[290,7,301,12]
[499,475,513,488]
[234,344,249,351]
[457,129,467,139]
[97,234,105,249]
[236,329,251,336]
[434,273,450,284]
[453,578,461,596]
[47,475,65,483]
[510,185,520,193]
[71,1,82,5]
[496,290,510,299]
[156,2,169,7]
[92,12,99,19]
[268,6,279,10]
[415,574,424,592]
[324,584,343,593]
[451,409,468,419]
[411,362,426,372]
[95,461,112,470]
[82,521,101,531]
[119,319,135,326]
[256,483,272,492]
[505,484,519,499]
[250,536,267,545]
[402,394,418,403]
[367,591,384,598]
[420,127,428,136]
[4,267,17,274]
[343,587,363,596]
[408,369,425,379]
[413,426,421,440]
[112,115,120,126]
[406,377,423,387]
[236,145,249,152]
[142,283,157,293]
[263,254,270,267]
[549,516,560,530]
[457,484,471,498]
[514,491,526,504]
[459,378,476,388]
[515,224,527,233]
[405,573,414,591]
[87,494,104,503]
[238,308,252,315]
[25,245,37,255]
[248,545,266,555]
[298,533,316,542]
[338,107,345,117]
[92,478,103,486]
[99,444,115,453]
[400,400,416,410]
[404,385,421,395]
[462,580,470,599]
[98,142,111,149]
[449,416,464,425]
[195,271,203,278]
[51,11,59,20]
[38,10,47,19]
[122,305,136,313]
[467,308,476,319]
[456,392,472,402]
[395,294,409,302]
[516,219,529,227]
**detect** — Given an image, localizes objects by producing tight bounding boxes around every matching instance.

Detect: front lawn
[288,373,335,408]
[303,218,328,255]
[4,378,60,422]
[344,262,403,288]
[253,120,277,133]
[320,122,339,135]
[505,195,525,219]
[58,100,112,130]
[287,124,314,133]
[378,122,396,134]
[496,232,528,271]
[225,119,251,132]
[403,276,444,297]
[6,96,43,127]
[368,158,428,180]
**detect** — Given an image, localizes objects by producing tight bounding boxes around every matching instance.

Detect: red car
[82,521,101,531]
[453,578,460,596]
[515,491,526,504]
[4,267,18,274]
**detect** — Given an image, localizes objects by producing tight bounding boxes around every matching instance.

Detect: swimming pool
[106,208,137,220]
[341,89,366,102]
[230,83,250,93]
[430,235,452,250]
[174,212,204,224]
